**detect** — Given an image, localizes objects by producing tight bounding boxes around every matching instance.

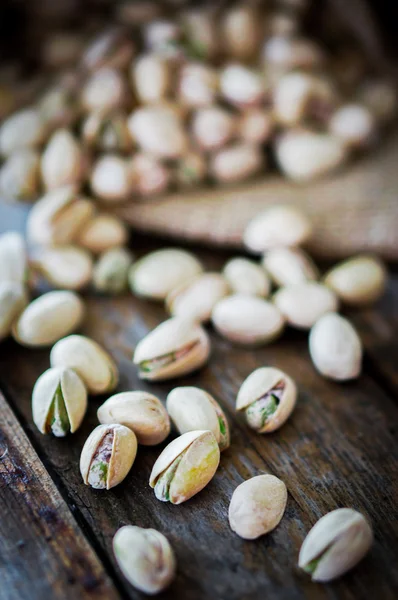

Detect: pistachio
[223,258,270,297]
[0,149,40,201]
[0,281,28,341]
[263,247,319,287]
[50,334,118,395]
[211,294,284,345]
[80,424,137,490]
[132,53,171,104]
[166,273,230,323]
[82,28,134,72]
[32,367,87,437]
[98,391,170,445]
[90,154,133,203]
[329,104,375,148]
[0,231,28,284]
[129,248,203,301]
[273,282,338,330]
[27,186,95,246]
[134,317,210,381]
[178,63,218,107]
[0,108,46,157]
[229,474,287,539]
[323,255,387,306]
[12,291,84,347]
[220,64,264,108]
[41,128,86,191]
[149,430,220,504]
[113,525,176,594]
[82,111,133,153]
[221,6,261,61]
[192,107,235,151]
[93,247,132,294]
[263,36,323,74]
[143,20,182,56]
[309,312,362,381]
[31,246,93,290]
[38,86,78,129]
[358,80,397,123]
[238,109,273,144]
[83,67,128,113]
[182,9,219,60]
[128,106,187,159]
[167,386,230,451]
[243,205,312,253]
[211,143,263,183]
[175,152,207,187]
[298,508,373,582]
[77,213,128,254]
[129,153,171,197]
[236,367,296,433]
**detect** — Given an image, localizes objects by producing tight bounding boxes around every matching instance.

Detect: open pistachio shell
[166,272,230,323]
[77,213,128,254]
[0,281,28,341]
[0,108,47,157]
[149,430,220,504]
[92,247,133,294]
[0,231,28,285]
[133,317,210,381]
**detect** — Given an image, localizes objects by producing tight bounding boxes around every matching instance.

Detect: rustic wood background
[0,202,397,600]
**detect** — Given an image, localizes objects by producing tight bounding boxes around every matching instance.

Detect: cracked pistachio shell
[229,474,287,540]
[32,366,87,436]
[134,317,210,381]
[236,367,297,433]
[263,247,319,287]
[0,108,47,157]
[80,424,137,490]
[299,508,373,582]
[0,281,28,341]
[149,430,220,504]
[175,152,207,187]
[129,248,203,301]
[244,205,312,253]
[82,111,133,153]
[92,247,133,294]
[273,282,338,330]
[12,291,84,347]
[38,86,78,129]
[81,28,134,72]
[211,294,284,345]
[223,258,270,297]
[0,231,28,284]
[309,312,362,381]
[166,273,230,323]
[323,255,387,306]
[166,386,230,451]
[41,129,86,190]
[77,213,128,254]
[211,143,263,183]
[50,334,118,395]
[82,68,128,112]
[0,149,40,201]
[31,246,93,290]
[90,154,133,203]
[130,152,171,197]
[113,526,176,594]
[128,106,187,159]
[182,9,219,60]
[98,391,170,445]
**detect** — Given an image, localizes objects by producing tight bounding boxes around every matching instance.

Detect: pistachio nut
[0,231,28,284]
[273,282,338,330]
[221,6,261,61]
[358,80,397,123]
[243,205,312,253]
[32,366,87,437]
[323,255,387,306]
[309,313,362,381]
[143,20,182,57]
[80,424,137,490]
[192,106,235,151]
[130,153,171,197]
[0,149,40,201]
[93,247,133,294]
[50,334,118,395]
[81,28,134,72]
[223,258,270,298]
[98,391,170,445]
[166,386,230,451]
[182,9,219,60]
[329,104,375,148]
[263,36,323,73]
[12,291,84,347]
[220,64,264,108]
[0,281,28,341]
[149,430,220,504]
[27,186,95,246]
[211,143,263,183]
[298,508,373,582]
[40,128,86,190]
[229,474,287,539]
[0,108,46,157]
[113,526,176,594]
[90,154,133,202]
[175,152,207,187]
[38,85,78,129]
[31,246,93,290]
[129,248,203,301]
[82,67,128,112]
[77,213,128,254]
[178,63,218,107]
[128,106,187,159]
[236,367,297,433]
[238,109,273,144]
[132,53,171,104]
[133,317,210,381]
[82,111,133,153]
[263,247,319,287]
[166,273,230,323]
[211,294,284,345]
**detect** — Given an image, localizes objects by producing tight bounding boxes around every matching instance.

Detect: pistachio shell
[178,63,218,107]
[0,108,46,157]
[166,273,230,323]
[243,205,312,253]
[263,247,319,287]
[38,86,78,129]
[80,423,137,490]
[32,366,87,436]
[329,104,375,148]
[0,231,28,284]
[12,291,84,347]
[134,317,210,381]
[238,109,273,144]
[50,334,118,395]
[90,154,133,202]
[221,6,261,61]
[82,28,134,72]
[92,247,133,294]
[323,255,387,306]
[273,282,338,330]
[82,68,127,112]
[192,107,235,151]
[0,281,28,340]
[166,386,230,451]
[149,430,220,504]
[77,213,128,254]
[41,129,86,190]
[82,111,133,152]
[211,143,263,183]
[98,391,170,445]
[129,152,171,197]
[128,106,187,159]
[220,65,264,107]
[223,258,270,297]
[0,149,40,201]
[182,9,219,60]
[175,152,207,187]
[132,53,170,103]
[31,246,93,290]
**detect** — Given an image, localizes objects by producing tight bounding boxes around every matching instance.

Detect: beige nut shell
[323,255,387,306]
[166,272,230,323]
[273,282,338,330]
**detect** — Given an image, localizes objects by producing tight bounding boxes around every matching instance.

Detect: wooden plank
[0,391,121,600]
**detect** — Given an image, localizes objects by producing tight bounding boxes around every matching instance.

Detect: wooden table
[1,203,397,600]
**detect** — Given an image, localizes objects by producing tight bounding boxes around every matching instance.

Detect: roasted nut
[238,109,273,144]
[82,68,128,112]
[90,154,133,202]
[0,281,28,341]
[236,367,296,433]
[221,5,261,61]
[166,273,230,323]
[81,28,134,72]
[167,386,230,451]
[175,152,207,187]
[211,294,284,345]
[220,64,264,107]
[41,128,86,191]
[229,474,287,539]
[98,391,170,445]
[299,508,373,582]
[31,246,93,290]
[323,255,387,306]
[77,213,128,254]
[0,231,28,284]
[329,104,375,148]
[263,247,319,287]
[178,63,218,107]
[12,291,85,347]
[38,85,78,129]
[0,149,40,201]
[93,247,132,294]
[0,108,46,157]
[129,153,171,197]
[192,107,235,151]
[113,526,176,594]
[223,258,270,297]
[244,205,312,253]
[132,53,170,103]
[128,106,187,159]
[82,111,133,153]
[211,143,263,183]
[32,366,87,437]
[50,334,118,395]
[80,424,137,490]
[182,9,219,60]
[129,248,203,301]
[149,430,220,504]
[309,312,362,381]
[273,282,338,329]
[134,317,210,381]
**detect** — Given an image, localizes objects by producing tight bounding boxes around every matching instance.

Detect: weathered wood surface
[0,209,398,600]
